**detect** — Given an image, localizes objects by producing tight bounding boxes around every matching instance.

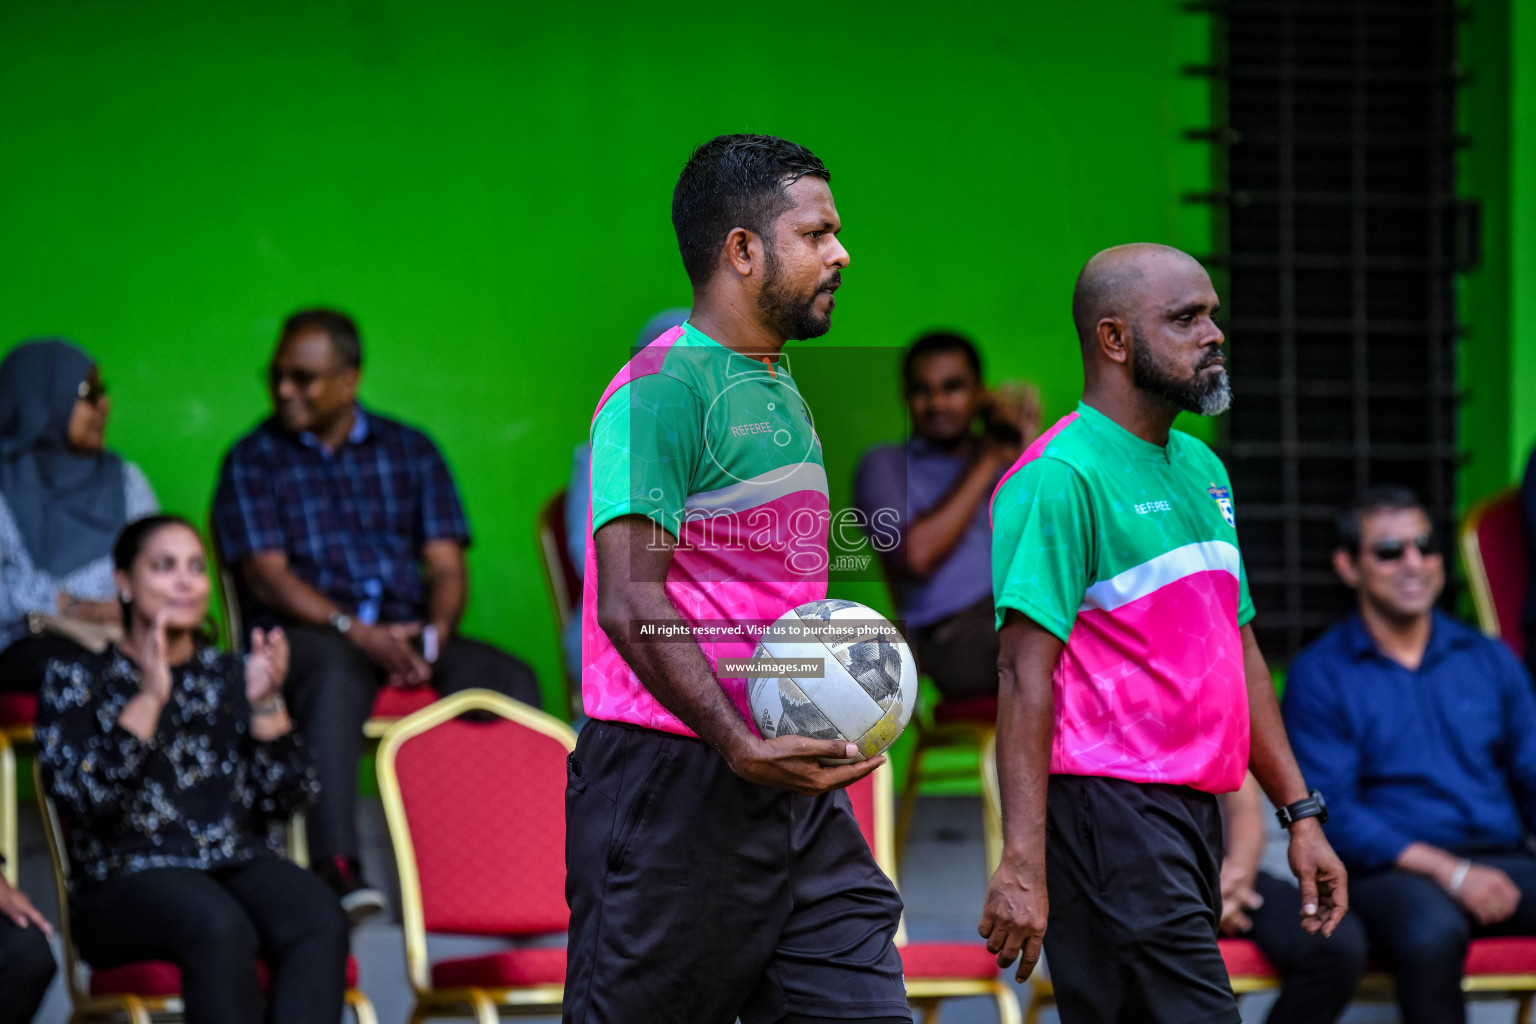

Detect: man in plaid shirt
[213,308,541,924]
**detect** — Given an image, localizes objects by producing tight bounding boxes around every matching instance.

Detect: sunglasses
[1368,534,1439,562]
[76,379,108,405]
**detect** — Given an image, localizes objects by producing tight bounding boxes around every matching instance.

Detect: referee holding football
[980,243,1348,1024]
[564,135,910,1024]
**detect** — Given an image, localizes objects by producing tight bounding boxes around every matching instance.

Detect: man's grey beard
[1131,323,1232,416]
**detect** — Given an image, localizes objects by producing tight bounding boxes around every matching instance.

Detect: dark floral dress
[35,644,317,889]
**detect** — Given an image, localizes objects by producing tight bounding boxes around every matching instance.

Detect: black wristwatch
[1275,789,1328,829]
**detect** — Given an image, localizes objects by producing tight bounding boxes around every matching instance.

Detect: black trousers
[284,626,541,863]
[1043,775,1240,1024]
[1242,871,1367,1024]
[72,859,347,1024]
[1350,848,1536,1024]
[0,916,55,1024]
[564,720,910,1024]
[909,596,999,702]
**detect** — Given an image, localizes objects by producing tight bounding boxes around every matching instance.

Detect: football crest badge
[1207,482,1236,528]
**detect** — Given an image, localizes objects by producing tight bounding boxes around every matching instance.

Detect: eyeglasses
[1368,534,1439,562]
[266,366,345,390]
[76,379,108,405]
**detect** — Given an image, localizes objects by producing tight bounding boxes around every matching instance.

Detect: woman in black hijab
[0,339,158,694]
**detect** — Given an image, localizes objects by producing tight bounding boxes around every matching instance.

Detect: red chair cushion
[1219,938,1279,979]
[0,693,36,728]
[1466,936,1536,975]
[90,955,359,997]
[1474,496,1529,658]
[430,947,567,989]
[933,696,997,724]
[898,941,1001,980]
[395,716,569,935]
[371,686,438,721]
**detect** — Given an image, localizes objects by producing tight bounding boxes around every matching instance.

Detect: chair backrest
[206,515,246,655]
[33,762,93,1006]
[377,689,577,993]
[536,490,580,628]
[1461,488,1528,658]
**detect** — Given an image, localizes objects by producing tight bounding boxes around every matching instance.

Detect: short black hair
[903,331,983,391]
[671,134,831,287]
[280,308,362,370]
[1335,485,1428,554]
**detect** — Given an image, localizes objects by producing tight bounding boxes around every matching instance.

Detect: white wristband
[1449,859,1472,894]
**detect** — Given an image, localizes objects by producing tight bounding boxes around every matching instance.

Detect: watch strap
[1276,789,1328,828]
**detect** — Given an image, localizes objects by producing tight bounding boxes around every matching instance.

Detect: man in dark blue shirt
[213,309,541,924]
[1284,485,1536,1024]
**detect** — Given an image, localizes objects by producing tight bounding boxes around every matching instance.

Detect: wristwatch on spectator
[1275,790,1328,829]
[328,610,353,635]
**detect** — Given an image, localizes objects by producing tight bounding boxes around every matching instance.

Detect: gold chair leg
[895,736,929,866]
[470,989,500,1024]
[1519,992,1534,1024]
[909,995,939,1023]
[346,988,379,1024]
[1023,987,1049,1024]
[124,996,152,1024]
[992,980,1024,1024]
[407,1001,428,1024]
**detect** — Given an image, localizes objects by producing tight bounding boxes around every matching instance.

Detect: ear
[113,568,130,598]
[721,226,761,279]
[1095,317,1130,365]
[1331,548,1360,589]
[339,367,361,398]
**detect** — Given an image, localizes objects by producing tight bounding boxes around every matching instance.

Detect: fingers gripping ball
[748,600,918,764]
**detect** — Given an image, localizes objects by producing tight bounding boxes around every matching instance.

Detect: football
[747,599,918,762]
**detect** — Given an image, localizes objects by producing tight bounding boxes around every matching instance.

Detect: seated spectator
[0,339,157,696]
[212,308,541,923]
[1218,772,1367,1023]
[35,515,346,1024]
[0,868,55,1024]
[1523,443,1536,678]
[853,332,1039,700]
[1285,485,1536,1024]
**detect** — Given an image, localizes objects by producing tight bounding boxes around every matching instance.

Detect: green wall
[1461,0,1536,504]
[0,1,1211,711]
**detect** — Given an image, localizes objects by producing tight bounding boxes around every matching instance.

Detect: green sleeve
[990,458,1095,641]
[1237,553,1256,627]
[589,373,704,538]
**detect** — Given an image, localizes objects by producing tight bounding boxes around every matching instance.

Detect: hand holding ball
[747,599,918,765]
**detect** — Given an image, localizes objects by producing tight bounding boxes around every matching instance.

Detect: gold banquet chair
[34,764,376,1024]
[377,688,575,1022]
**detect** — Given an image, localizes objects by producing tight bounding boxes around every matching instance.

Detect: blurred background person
[212,308,541,923]
[0,868,54,1024]
[560,306,689,686]
[35,514,347,1024]
[0,339,157,695]
[854,331,1039,701]
[1286,486,1536,1024]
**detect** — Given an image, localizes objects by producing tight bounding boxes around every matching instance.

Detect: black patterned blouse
[36,644,317,888]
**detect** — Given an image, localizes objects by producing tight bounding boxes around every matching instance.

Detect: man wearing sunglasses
[1284,485,1536,1024]
[212,308,543,925]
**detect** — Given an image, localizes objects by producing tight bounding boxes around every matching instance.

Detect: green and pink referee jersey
[583,324,830,736]
[990,401,1255,794]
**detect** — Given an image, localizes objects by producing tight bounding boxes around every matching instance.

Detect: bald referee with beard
[980,244,1349,1024]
